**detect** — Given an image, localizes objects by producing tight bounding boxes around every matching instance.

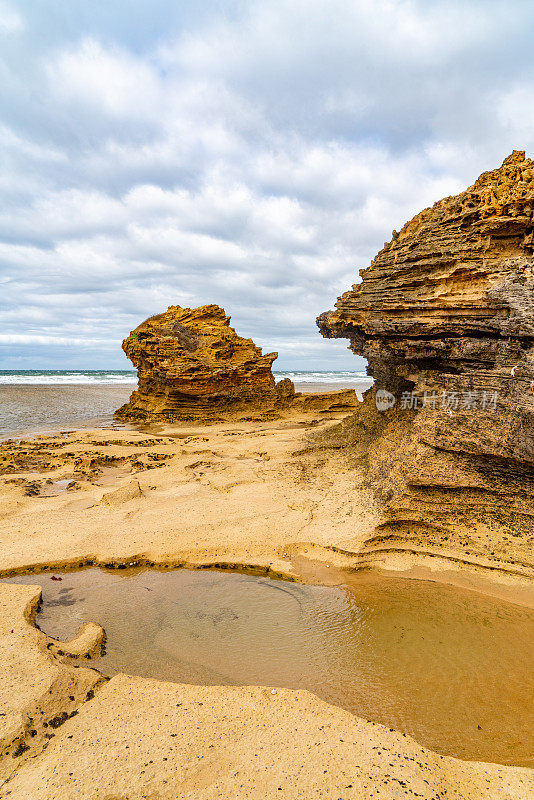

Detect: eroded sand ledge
[1,408,534,798]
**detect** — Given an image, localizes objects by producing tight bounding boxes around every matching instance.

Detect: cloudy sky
[1,0,533,370]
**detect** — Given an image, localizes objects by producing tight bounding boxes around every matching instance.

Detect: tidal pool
[4,567,534,766]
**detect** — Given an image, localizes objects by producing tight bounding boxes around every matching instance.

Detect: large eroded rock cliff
[318,150,534,576]
[117,304,356,421]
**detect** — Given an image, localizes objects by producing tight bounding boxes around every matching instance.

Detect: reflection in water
[4,568,534,766]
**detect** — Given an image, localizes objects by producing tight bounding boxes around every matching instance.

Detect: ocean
[0,370,372,437]
[0,370,139,385]
[0,370,369,385]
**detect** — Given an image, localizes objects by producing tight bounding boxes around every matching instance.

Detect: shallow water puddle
[3,568,534,766]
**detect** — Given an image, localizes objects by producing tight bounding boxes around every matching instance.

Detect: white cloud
[0,334,107,346]
[0,1,23,34]
[0,0,533,368]
[47,38,163,119]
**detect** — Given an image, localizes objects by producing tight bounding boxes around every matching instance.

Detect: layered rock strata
[117,304,356,421]
[318,151,534,574]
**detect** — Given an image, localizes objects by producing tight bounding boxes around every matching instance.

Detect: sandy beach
[0,400,533,798]
[3,0,534,796]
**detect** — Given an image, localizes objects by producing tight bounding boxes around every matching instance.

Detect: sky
[1,1,534,370]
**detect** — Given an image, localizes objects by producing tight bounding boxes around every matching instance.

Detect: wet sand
[0,385,134,438]
[0,380,372,438]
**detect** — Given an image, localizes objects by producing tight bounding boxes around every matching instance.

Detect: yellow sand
[0,409,533,798]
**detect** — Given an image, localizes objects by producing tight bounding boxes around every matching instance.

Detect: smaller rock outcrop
[116,304,356,422]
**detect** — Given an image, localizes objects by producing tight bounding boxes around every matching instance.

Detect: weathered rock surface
[318,151,534,574]
[117,304,357,421]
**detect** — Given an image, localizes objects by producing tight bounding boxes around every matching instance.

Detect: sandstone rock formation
[117,304,356,421]
[318,151,534,575]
